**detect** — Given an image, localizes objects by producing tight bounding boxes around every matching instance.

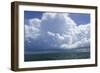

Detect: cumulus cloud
[24,12,90,50]
[24,18,41,42]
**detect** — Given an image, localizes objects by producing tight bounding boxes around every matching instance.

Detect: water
[24,49,90,61]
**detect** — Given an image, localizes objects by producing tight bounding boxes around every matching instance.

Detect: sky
[24,11,90,52]
[24,11,90,25]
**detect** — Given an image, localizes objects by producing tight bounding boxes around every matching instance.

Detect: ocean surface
[24,48,90,61]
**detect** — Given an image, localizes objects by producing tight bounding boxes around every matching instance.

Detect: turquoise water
[24,50,90,61]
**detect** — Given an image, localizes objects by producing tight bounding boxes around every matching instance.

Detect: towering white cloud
[25,12,90,49]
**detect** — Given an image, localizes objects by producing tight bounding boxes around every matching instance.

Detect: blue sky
[69,13,90,25]
[24,11,90,52]
[24,11,43,19]
[24,11,90,25]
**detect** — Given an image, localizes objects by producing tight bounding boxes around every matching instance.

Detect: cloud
[24,18,40,41]
[24,12,90,50]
